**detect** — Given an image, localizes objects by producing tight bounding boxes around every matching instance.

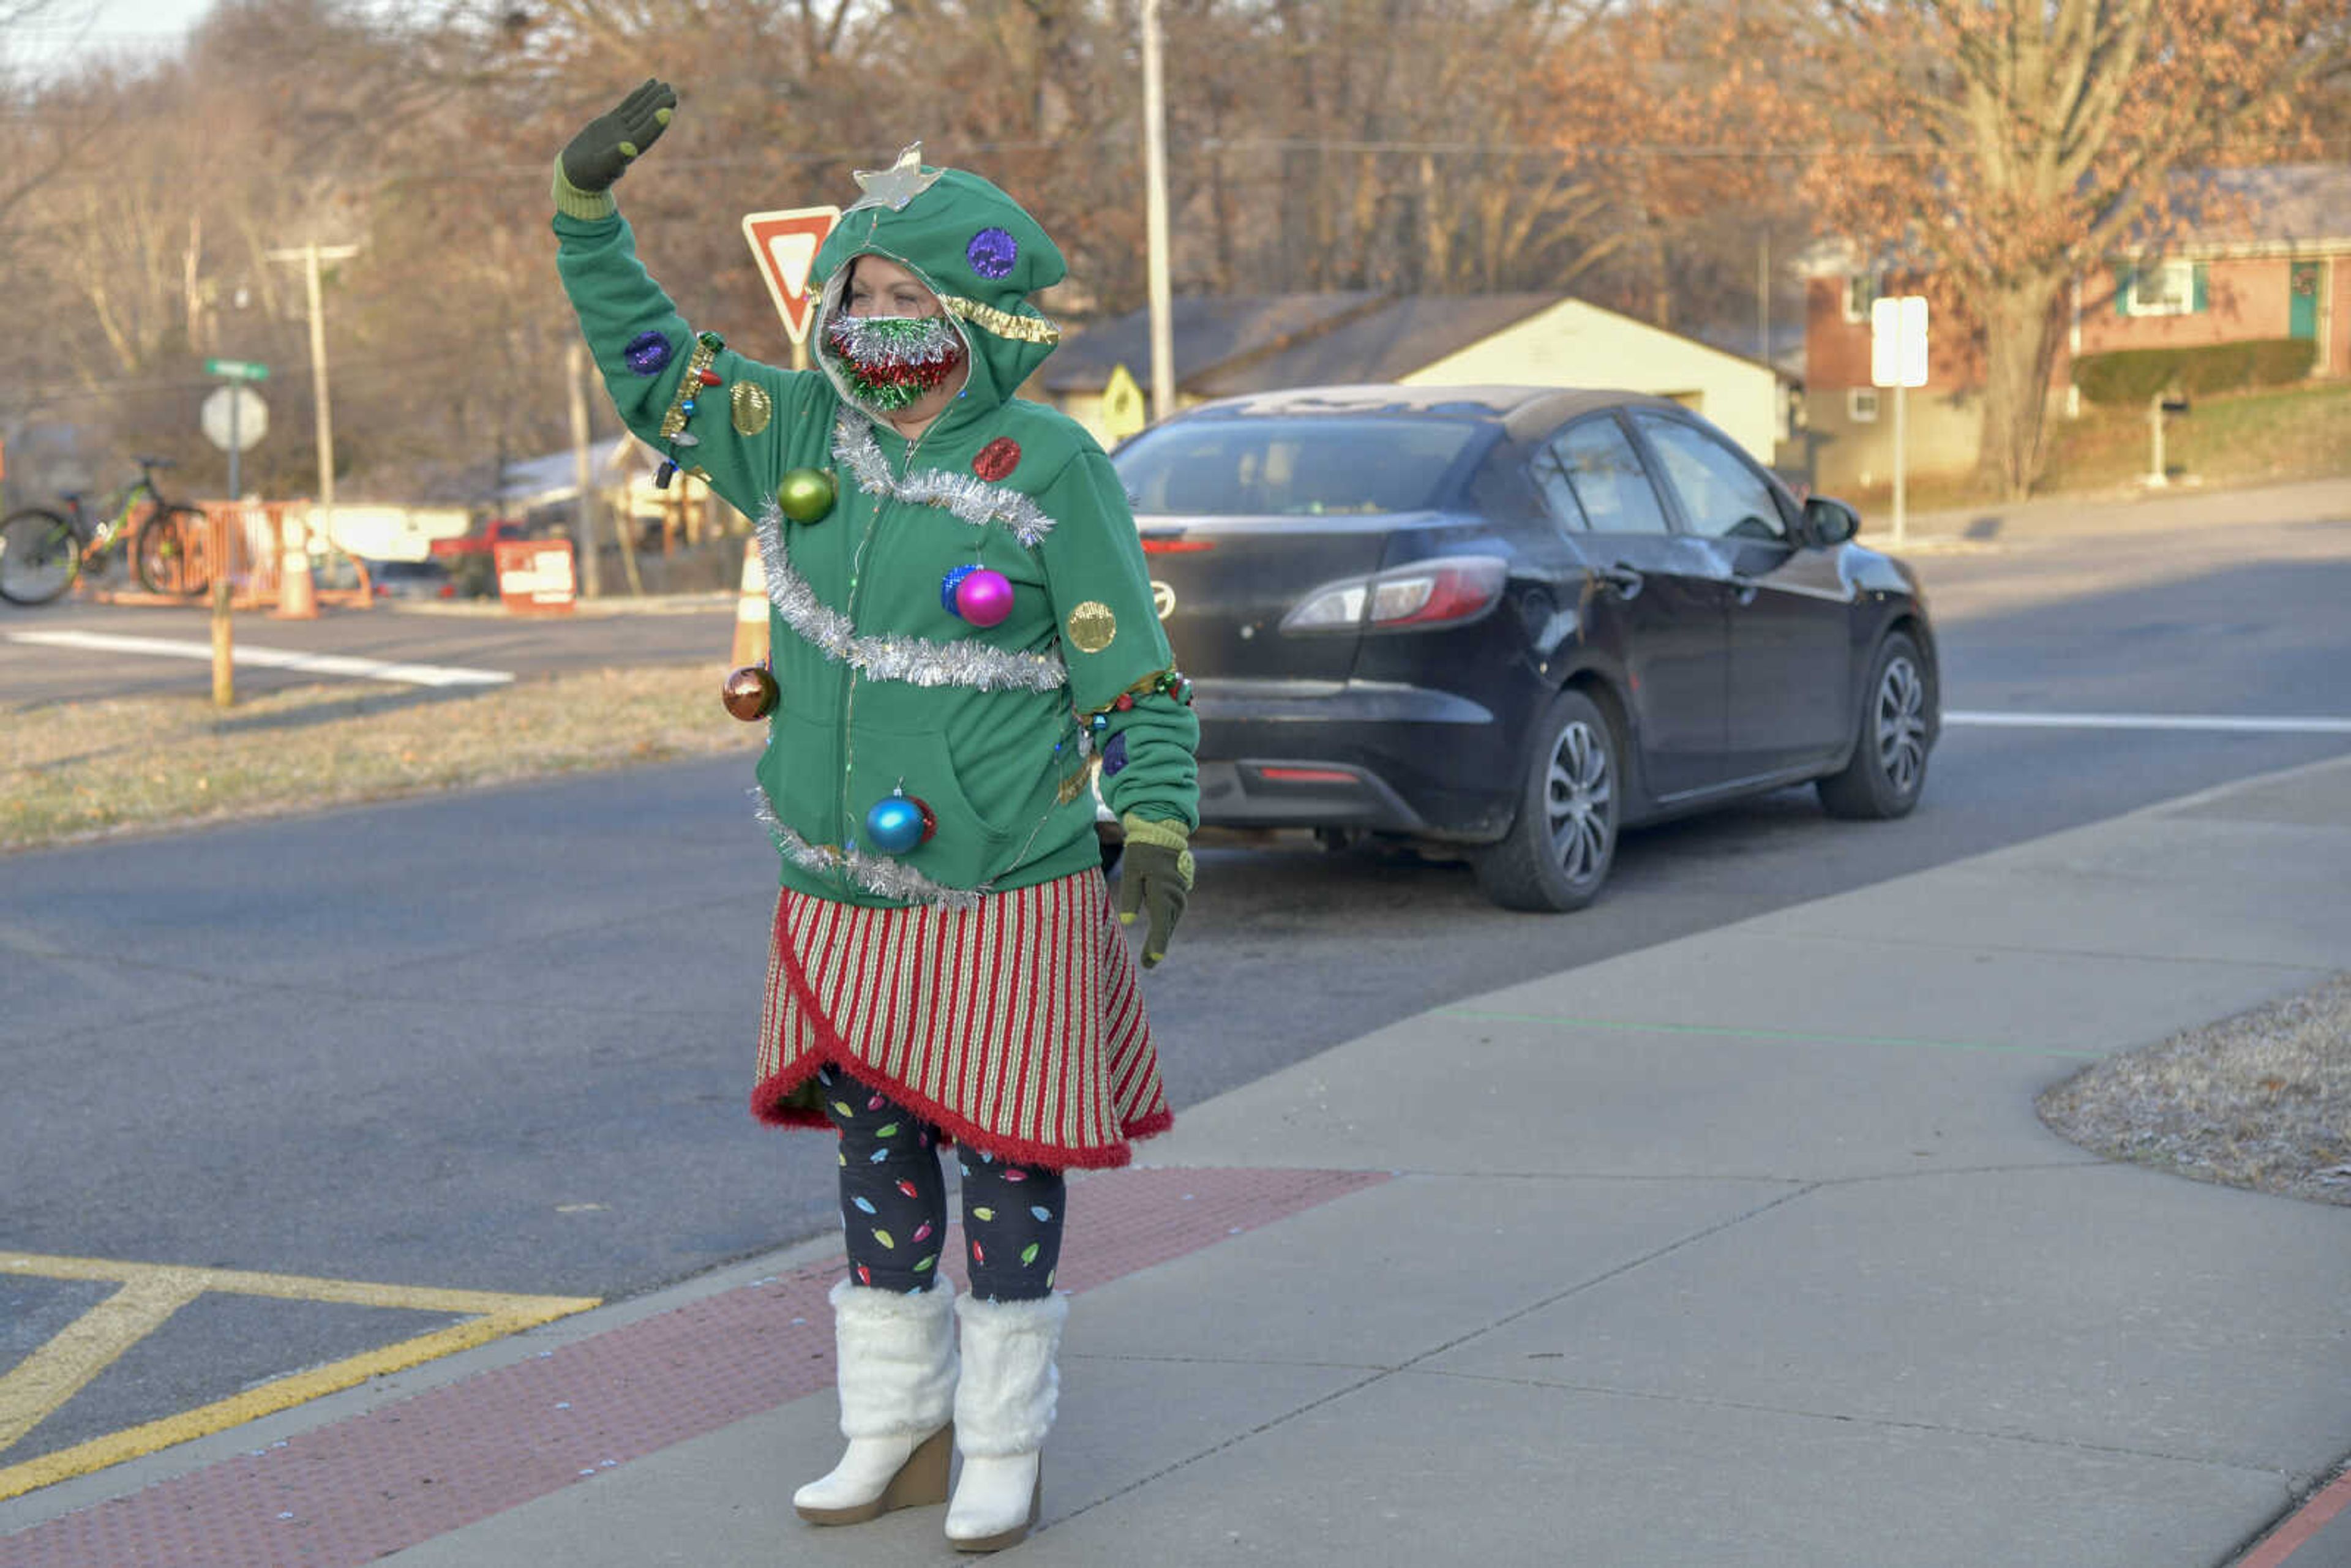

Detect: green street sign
[204,358,271,381]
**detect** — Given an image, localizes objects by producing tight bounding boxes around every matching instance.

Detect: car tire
[1472,688,1619,913]
[1817,631,1932,820]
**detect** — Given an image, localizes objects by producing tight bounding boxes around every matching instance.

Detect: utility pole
[1141,0,1176,425]
[566,342,604,598]
[266,241,360,600]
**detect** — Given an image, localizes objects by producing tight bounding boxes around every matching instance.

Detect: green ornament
[778,467,836,524]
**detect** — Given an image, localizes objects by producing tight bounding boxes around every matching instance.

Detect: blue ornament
[1101,731,1129,777]
[624,331,672,375]
[864,790,936,853]
[940,563,980,615]
[680,399,697,416]
[966,227,1019,280]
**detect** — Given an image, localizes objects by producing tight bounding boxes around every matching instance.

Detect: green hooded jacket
[552,156,1198,910]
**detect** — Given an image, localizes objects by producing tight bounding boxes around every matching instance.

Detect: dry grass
[2039,974,2351,1207]
[1830,378,2351,517]
[2,663,760,853]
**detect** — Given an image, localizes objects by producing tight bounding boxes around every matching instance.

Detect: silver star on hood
[844,144,942,214]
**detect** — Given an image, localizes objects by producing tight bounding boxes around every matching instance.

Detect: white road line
[1944,709,2351,736]
[5,630,513,688]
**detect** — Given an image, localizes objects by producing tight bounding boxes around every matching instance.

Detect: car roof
[1171,384,1685,440]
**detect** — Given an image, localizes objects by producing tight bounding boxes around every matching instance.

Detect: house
[1800,163,2351,490]
[1038,293,1799,469]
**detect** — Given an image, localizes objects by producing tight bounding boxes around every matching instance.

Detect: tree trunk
[1974,278,2068,500]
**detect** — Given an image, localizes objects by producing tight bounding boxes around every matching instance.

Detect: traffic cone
[731,536,769,667]
[274,505,318,620]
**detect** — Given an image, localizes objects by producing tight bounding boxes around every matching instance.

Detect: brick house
[1798,163,2351,490]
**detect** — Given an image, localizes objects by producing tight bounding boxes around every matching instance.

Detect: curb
[2234,1465,2351,1568]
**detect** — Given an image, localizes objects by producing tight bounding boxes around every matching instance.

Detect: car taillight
[1281,556,1509,634]
[1141,538,1215,555]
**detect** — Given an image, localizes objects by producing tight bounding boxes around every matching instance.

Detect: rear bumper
[1190,677,1518,840]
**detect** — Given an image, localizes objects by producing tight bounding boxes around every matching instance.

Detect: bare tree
[1789,0,2350,497]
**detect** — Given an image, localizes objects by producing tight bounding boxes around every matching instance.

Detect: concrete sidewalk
[5,752,2349,1567]
[1864,472,2351,549]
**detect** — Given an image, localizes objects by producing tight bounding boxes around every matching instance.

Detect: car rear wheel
[1472,688,1619,913]
[1817,631,1932,820]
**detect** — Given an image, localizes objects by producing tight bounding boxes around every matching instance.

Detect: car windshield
[1115,416,1480,517]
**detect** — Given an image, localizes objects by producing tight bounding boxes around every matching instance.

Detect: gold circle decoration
[730,380,773,437]
[1065,601,1118,654]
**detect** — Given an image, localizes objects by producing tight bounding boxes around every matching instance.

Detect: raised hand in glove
[560,78,678,193]
[1116,813,1194,969]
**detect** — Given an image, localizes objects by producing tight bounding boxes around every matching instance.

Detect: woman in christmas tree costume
[552,81,1198,1552]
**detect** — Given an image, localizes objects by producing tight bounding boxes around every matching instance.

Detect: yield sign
[741,205,841,346]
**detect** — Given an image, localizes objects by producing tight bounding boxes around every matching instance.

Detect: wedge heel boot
[793,1278,958,1526]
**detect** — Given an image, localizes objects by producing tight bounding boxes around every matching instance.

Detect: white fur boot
[945,1291,1067,1551]
[793,1278,958,1525]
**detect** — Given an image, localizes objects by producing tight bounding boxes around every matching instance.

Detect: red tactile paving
[2235,1467,2351,1568]
[0,1165,1385,1568]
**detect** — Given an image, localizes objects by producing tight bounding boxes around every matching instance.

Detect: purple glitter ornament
[624,331,672,375]
[1101,731,1129,777]
[966,227,1019,280]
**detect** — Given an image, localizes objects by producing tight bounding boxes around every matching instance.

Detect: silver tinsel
[754,500,1068,694]
[823,313,965,369]
[833,413,1057,547]
[751,789,986,911]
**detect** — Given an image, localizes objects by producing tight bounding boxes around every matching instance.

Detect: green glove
[1116,813,1194,969]
[560,78,677,193]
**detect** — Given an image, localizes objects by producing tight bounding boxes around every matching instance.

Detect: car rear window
[1115,418,1479,517]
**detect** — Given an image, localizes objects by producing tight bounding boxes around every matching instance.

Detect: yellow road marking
[0,1270,206,1451]
[0,1251,598,1501]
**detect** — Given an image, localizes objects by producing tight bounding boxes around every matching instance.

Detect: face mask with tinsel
[823,313,968,412]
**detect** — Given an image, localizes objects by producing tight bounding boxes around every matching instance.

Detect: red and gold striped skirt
[751,868,1172,1168]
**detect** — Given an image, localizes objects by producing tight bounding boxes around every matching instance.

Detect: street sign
[204,358,271,382]
[1869,296,1929,389]
[201,385,268,452]
[1101,364,1147,443]
[741,206,841,346]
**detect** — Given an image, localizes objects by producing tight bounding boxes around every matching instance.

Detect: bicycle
[0,456,210,606]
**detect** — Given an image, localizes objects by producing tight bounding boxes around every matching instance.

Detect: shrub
[2074,349,2178,406]
[2075,338,2319,407]
[2248,338,2319,386]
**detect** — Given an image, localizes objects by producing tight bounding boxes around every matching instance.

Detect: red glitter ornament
[972,438,1022,481]
[697,369,722,386]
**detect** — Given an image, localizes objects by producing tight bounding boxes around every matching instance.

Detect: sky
[8,0,212,66]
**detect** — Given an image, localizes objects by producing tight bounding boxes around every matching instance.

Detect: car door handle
[1592,563,1644,599]
[1730,572,1761,606]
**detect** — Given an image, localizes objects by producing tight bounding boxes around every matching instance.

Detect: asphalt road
[0,595,741,708]
[4,501,2349,1471]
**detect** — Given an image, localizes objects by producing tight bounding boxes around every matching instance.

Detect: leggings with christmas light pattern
[818,1064,1065,1302]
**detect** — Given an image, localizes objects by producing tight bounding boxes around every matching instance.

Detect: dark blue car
[1111,384,1940,912]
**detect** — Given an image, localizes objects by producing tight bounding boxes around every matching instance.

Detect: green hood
[809,151,1067,418]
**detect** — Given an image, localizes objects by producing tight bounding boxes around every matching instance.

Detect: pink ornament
[953,567,1014,628]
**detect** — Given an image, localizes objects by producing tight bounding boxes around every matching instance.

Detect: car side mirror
[1802,496,1861,547]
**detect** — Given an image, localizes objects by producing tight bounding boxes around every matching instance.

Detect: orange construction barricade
[731,537,770,667]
